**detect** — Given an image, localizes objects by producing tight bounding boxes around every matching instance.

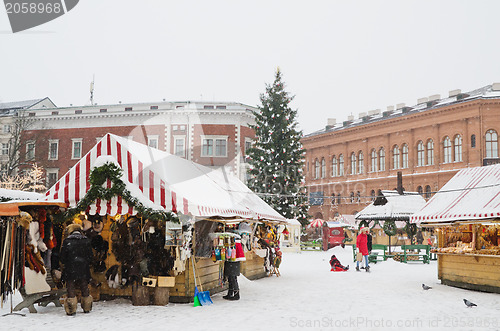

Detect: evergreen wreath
[63,162,178,224]
[383,220,397,236]
[358,220,370,230]
[404,222,418,237]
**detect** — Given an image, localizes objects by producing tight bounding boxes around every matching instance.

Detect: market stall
[44,134,285,304]
[411,164,500,293]
[355,190,430,247]
[0,200,67,313]
[279,219,301,253]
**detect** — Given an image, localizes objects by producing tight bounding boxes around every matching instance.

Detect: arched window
[358,151,364,174]
[332,156,337,177]
[356,191,361,203]
[392,145,400,169]
[427,139,434,165]
[314,159,320,179]
[370,190,376,201]
[331,193,337,205]
[454,135,462,162]
[370,149,378,172]
[379,148,386,171]
[402,144,408,169]
[350,192,355,203]
[350,152,357,175]
[425,185,432,200]
[337,193,342,205]
[339,154,344,176]
[485,129,499,158]
[321,158,326,178]
[417,141,425,166]
[471,134,476,148]
[417,186,423,195]
[443,136,452,163]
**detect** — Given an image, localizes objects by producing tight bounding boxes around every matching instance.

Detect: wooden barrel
[153,287,169,306]
[132,285,150,306]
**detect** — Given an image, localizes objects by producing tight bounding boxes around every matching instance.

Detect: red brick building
[21,101,256,187]
[302,84,500,220]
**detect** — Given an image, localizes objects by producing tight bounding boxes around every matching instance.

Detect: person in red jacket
[356,227,370,272]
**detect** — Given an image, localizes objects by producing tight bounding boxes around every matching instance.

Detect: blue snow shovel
[191,257,213,306]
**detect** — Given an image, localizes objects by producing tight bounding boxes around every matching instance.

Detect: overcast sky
[2,1,500,135]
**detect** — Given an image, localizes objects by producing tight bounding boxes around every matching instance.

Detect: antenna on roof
[90,74,95,105]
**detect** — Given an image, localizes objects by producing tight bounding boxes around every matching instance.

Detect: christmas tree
[246,68,309,225]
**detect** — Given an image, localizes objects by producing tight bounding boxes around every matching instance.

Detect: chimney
[397,171,403,195]
[492,83,500,91]
[358,112,367,119]
[387,106,395,111]
[449,89,461,98]
[347,115,354,121]
[428,94,440,101]
[327,118,336,126]
[417,97,428,104]
[396,103,405,110]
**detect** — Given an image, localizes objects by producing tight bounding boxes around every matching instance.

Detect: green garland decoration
[383,220,397,236]
[63,162,179,224]
[405,222,417,237]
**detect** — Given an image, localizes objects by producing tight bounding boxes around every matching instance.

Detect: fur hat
[66,223,83,235]
[16,211,32,229]
[360,226,369,233]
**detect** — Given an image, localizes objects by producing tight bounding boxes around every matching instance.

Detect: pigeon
[463,299,477,307]
[422,284,432,290]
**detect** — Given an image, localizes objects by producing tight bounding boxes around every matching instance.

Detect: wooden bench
[14,272,67,313]
[300,241,322,251]
[352,244,388,263]
[400,244,431,264]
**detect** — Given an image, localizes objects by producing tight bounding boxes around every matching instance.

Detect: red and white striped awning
[411,164,500,225]
[44,134,285,221]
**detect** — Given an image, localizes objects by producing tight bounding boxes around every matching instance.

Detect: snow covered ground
[2,246,500,331]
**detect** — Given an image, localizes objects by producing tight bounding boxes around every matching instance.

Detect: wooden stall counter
[437,253,500,294]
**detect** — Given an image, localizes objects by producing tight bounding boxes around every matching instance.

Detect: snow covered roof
[355,190,426,221]
[44,133,285,221]
[0,188,44,201]
[305,84,500,137]
[0,98,51,111]
[411,164,500,225]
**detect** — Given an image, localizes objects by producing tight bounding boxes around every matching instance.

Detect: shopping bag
[356,252,363,262]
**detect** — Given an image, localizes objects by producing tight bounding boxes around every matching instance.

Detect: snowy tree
[246,68,309,225]
[25,163,46,192]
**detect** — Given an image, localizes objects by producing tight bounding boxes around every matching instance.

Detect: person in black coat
[60,224,93,315]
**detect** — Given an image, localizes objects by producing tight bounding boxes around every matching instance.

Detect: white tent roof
[356,190,426,221]
[411,164,500,225]
[44,134,285,221]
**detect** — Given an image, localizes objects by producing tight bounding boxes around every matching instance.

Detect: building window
[150,106,158,110]
[379,148,385,171]
[350,152,357,175]
[339,154,344,176]
[48,140,59,160]
[148,136,159,149]
[99,109,107,113]
[356,191,361,203]
[3,125,11,133]
[1,143,8,155]
[321,158,326,178]
[51,111,59,115]
[427,139,434,165]
[204,105,215,109]
[424,185,432,200]
[370,149,378,172]
[75,110,82,114]
[125,107,133,111]
[174,137,185,158]
[46,169,59,187]
[71,139,82,159]
[471,134,476,148]
[454,135,462,162]
[370,190,376,201]
[0,164,7,176]
[216,105,227,109]
[201,136,227,157]
[417,141,425,166]
[314,159,320,179]
[358,151,364,174]
[392,145,400,169]
[417,186,423,195]
[485,129,498,158]
[332,156,337,177]
[443,136,452,163]
[26,141,35,160]
[337,193,342,205]
[402,144,408,169]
